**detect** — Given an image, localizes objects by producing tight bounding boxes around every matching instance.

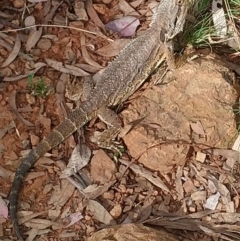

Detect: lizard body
[9,0,188,240]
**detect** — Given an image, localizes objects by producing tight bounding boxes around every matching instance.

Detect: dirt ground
[1,1,240,241]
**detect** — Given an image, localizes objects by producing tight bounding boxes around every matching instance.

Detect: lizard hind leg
[95,106,122,150]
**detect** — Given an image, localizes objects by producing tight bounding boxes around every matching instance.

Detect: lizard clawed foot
[90,128,123,154]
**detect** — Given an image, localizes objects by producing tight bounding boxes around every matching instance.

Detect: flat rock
[86,223,179,241]
[90,149,116,184]
[122,57,238,174]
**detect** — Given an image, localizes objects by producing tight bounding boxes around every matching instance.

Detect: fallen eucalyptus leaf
[87,200,116,225]
[2,34,21,67]
[8,90,35,127]
[119,159,169,192]
[26,27,43,52]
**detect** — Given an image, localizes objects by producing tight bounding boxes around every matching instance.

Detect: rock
[90,149,116,184]
[86,223,179,241]
[122,57,238,174]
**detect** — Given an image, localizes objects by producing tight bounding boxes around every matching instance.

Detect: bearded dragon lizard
[9,0,189,240]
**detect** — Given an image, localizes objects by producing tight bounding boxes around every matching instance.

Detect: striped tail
[9,107,90,241]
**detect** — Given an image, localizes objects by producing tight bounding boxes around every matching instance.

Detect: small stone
[102,190,115,200]
[1,100,6,106]
[9,151,18,161]
[93,4,107,15]
[30,49,42,56]
[13,0,24,8]
[19,132,29,141]
[196,152,206,163]
[37,38,52,51]
[35,2,44,10]
[24,16,35,27]
[189,205,196,213]
[110,204,122,218]
[26,93,35,105]
[30,134,40,146]
[85,215,92,221]
[118,184,127,193]
[193,179,200,188]
[126,188,134,194]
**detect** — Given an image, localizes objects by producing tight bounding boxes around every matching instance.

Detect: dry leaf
[204,192,220,210]
[81,34,103,69]
[227,24,240,49]
[27,229,39,241]
[211,212,240,223]
[25,218,53,229]
[119,159,169,192]
[19,211,46,225]
[232,134,240,151]
[0,197,8,219]
[25,172,45,181]
[72,1,88,21]
[212,0,227,36]
[87,200,116,225]
[83,180,116,199]
[26,27,43,52]
[210,148,240,162]
[190,121,205,136]
[0,165,13,179]
[175,166,184,200]
[75,63,101,73]
[8,90,35,127]
[65,64,90,76]
[86,0,105,30]
[190,191,206,201]
[65,212,83,228]
[3,62,46,82]
[48,179,75,207]
[118,0,140,16]
[2,35,21,67]
[44,1,62,24]
[118,123,133,138]
[130,0,144,8]
[0,120,15,139]
[61,144,91,178]
[34,156,55,166]
[46,58,90,76]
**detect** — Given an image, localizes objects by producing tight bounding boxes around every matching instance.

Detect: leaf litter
[0,1,240,241]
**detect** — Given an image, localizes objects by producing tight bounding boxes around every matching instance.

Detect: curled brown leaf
[8,90,35,127]
[2,34,21,67]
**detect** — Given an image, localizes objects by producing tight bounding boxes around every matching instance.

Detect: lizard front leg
[65,75,94,102]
